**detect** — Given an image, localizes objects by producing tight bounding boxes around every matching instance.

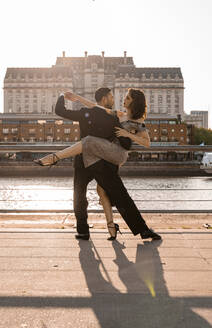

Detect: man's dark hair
[95,87,111,103]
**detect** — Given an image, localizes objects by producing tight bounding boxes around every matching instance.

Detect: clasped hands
[64,91,78,102]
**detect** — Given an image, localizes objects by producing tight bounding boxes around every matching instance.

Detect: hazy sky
[0,0,211,127]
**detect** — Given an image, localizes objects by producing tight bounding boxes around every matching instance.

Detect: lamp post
[37,120,46,143]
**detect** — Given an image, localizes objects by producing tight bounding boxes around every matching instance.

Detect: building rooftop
[116,66,183,79]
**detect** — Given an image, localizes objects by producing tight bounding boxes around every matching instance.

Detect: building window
[153,136,158,141]
[171,129,175,132]
[29,128,36,134]
[161,136,168,142]
[11,128,18,134]
[161,128,168,135]
[64,128,71,134]
[47,136,53,142]
[158,95,163,104]
[150,120,159,125]
[150,96,154,103]
[166,95,171,103]
[55,120,63,125]
[180,129,184,133]
[3,128,9,134]
[154,129,157,133]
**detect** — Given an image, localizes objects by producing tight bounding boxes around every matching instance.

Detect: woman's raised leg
[35,141,83,166]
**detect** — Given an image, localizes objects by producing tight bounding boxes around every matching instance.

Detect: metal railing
[0,187,211,214]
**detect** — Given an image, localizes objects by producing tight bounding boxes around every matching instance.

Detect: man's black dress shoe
[141,229,161,240]
[75,233,90,240]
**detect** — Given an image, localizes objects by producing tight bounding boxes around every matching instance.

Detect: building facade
[4,51,184,117]
[145,116,193,145]
[0,113,193,145]
[0,114,80,143]
[184,110,208,129]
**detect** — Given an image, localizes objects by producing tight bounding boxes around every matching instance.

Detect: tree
[193,127,212,145]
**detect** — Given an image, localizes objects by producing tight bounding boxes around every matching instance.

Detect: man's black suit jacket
[55,95,131,167]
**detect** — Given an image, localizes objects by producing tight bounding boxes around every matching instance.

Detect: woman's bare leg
[37,142,83,165]
[96,184,117,239]
[57,142,82,160]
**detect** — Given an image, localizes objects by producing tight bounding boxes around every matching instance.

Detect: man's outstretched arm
[55,95,83,121]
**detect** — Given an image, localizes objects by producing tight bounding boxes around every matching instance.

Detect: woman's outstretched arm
[64,92,95,108]
[64,91,126,118]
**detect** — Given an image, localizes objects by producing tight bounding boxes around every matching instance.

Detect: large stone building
[3,51,185,117]
[184,110,208,129]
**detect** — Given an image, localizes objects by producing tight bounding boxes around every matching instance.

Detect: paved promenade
[0,225,212,328]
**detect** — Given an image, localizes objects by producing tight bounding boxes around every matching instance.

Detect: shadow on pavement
[0,238,211,327]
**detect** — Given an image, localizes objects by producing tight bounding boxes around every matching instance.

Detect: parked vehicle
[200,152,212,173]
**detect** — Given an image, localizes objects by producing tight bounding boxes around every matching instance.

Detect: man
[55,88,161,241]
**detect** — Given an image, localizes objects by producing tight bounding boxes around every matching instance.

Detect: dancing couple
[35,87,161,241]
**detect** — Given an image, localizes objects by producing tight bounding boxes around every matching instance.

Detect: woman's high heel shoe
[34,153,60,167]
[107,223,122,241]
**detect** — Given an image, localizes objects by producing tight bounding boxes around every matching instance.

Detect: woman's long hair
[128,88,147,120]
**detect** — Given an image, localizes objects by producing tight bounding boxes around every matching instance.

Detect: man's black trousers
[74,158,148,235]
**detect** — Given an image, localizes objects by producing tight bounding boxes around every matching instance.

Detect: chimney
[124,51,127,64]
[62,51,66,57]
[84,51,88,69]
[101,51,105,67]
[177,114,182,124]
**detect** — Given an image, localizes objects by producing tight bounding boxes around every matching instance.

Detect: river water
[0,176,212,212]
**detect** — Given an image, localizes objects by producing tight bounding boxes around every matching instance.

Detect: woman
[35,89,150,240]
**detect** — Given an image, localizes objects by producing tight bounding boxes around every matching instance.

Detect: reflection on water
[0,176,212,211]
